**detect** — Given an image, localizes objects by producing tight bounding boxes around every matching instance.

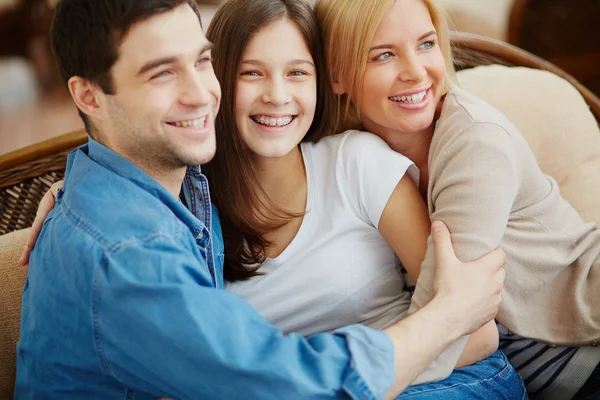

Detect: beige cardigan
[409,87,600,346]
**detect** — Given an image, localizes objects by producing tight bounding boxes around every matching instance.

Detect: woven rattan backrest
[0,130,87,235]
[451,31,600,124]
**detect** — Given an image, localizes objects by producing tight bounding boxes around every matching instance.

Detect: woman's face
[235,18,317,160]
[359,0,446,140]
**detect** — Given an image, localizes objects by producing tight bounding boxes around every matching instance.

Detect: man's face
[98,4,221,171]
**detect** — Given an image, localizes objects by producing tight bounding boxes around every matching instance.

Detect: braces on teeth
[252,116,294,127]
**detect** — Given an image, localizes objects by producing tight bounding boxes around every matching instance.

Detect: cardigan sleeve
[408,122,521,384]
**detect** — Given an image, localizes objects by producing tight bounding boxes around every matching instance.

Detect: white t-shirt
[226,131,417,336]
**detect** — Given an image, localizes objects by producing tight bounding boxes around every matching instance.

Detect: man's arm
[96,221,503,400]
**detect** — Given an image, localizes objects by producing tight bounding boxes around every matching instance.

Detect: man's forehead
[117,4,207,66]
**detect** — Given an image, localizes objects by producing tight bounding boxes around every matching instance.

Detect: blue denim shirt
[15,138,394,400]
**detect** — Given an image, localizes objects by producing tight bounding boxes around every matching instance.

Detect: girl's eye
[374,52,393,61]
[420,40,436,50]
[241,71,260,77]
[289,70,307,77]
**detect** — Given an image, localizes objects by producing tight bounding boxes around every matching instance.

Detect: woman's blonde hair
[314,0,456,132]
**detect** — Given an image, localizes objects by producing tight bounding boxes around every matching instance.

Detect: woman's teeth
[172,117,206,128]
[390,90,428,103]
[251,115,294,127]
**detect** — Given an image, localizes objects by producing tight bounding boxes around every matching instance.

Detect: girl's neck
[252,145,307,259]
[252,145,307,213]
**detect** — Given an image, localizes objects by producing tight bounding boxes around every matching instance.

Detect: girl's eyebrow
[242,59,314,67]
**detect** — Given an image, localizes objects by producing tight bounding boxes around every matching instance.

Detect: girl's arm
[379,175,499,373]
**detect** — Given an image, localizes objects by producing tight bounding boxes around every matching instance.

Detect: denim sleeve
[94,235,394,400]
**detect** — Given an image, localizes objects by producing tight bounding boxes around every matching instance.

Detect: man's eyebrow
[368,31,438,52]
[241,59,315,67]
[137,43,214,76]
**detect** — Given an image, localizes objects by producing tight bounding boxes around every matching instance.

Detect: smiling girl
[203,0,524,397]
[315,0,600,398]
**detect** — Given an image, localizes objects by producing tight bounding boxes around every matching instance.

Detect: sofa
[1,38,600,397]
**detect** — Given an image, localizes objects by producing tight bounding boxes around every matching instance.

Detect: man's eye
[152,71,170,79]
[196,57,212,66]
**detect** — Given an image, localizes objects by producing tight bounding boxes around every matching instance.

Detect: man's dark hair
[50,0,202,134]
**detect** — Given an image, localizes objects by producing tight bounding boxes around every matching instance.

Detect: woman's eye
[420,40,436,50]
[374,52,393,61]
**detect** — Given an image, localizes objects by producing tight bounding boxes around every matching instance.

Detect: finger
[18,249,29,268]
[431,221,457,267]
[50,180,64,197]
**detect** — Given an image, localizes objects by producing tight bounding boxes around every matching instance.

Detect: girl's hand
[18,180,64,268]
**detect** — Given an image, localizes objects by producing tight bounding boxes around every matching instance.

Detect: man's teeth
[173,117,206,128]
[252,116,294,127]
[390,90,427,103]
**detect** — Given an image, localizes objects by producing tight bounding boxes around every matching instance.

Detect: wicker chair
[1,32,599,236]
[0,129,87,235]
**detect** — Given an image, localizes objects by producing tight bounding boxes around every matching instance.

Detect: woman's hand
[18,180,64,268]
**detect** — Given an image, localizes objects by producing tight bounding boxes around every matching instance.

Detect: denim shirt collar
[65,137,210,237]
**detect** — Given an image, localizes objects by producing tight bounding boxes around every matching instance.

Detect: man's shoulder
[57,156,184,252]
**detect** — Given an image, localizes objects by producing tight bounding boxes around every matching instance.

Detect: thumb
[431,221,457,268]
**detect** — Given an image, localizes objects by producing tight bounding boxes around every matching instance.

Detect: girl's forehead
[242,19,312,62]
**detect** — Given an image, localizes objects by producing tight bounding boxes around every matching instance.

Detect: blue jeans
[397,350,527,399]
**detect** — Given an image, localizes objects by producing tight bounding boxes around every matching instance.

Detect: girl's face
[235,18,317,160]
[359,0,446,140]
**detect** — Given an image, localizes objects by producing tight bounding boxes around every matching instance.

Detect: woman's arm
[379,175,499,372]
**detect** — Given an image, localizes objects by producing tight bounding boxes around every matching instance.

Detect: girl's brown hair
[204,0,337,282]
[314,0,456,132]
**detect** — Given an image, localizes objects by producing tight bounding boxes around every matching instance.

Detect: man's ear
[68,76,103,119]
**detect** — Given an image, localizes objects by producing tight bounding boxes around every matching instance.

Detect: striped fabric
[498,324,600,399]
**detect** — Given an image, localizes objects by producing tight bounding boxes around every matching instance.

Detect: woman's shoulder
[439,87,519,137]
[432,87,522,156]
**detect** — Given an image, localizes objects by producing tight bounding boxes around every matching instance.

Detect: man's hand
[18,180,64,268]
[430,220,506,335]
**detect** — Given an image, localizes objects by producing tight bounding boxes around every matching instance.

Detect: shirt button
[506,331,514,337]
[549,344,557,349]
[197,232,204,240]
[591,341,599,347]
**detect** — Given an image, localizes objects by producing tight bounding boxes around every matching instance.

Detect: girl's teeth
[254,116,294,126]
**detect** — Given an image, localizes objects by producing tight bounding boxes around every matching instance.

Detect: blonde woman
[315,0,600,398]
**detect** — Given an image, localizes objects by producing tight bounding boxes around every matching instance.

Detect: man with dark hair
[15,1,506,399]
